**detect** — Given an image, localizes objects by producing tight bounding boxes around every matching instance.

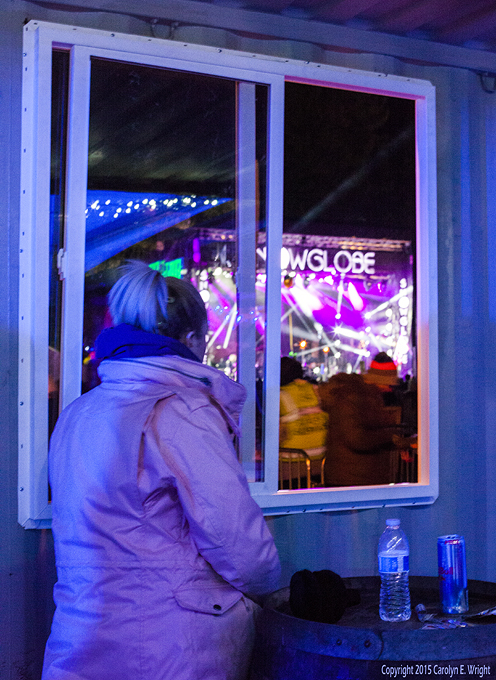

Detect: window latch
[57,248,66,281]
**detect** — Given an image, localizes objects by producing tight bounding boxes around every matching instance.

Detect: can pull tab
[415,604,435,622]
[57,249,66,281]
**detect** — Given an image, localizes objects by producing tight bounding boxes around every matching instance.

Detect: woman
[42,261,280,680]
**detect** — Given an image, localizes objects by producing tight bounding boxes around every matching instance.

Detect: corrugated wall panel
[2,1,496,676]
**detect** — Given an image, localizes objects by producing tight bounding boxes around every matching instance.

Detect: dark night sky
[283,82,416,243]
[72,56,416,244]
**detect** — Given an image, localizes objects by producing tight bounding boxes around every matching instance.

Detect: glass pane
[80,58,267,480]
[280,81,417,489]
[49,50,70,437]
[255,84,268,482]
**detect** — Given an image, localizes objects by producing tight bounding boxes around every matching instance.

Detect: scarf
[95,324,200,363]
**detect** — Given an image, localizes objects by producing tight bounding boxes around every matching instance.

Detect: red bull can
[437,535,468,614]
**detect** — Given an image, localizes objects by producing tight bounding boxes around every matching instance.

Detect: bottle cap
[386,518,400,527]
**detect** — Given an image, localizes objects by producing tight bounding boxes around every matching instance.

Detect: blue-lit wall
[2,1,496,677]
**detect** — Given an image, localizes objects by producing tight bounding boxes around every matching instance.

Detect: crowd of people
[279,353,418,488]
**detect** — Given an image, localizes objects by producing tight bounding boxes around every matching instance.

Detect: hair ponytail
[109,260,207,340]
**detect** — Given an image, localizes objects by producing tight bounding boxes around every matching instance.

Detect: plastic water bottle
[378,518,411,621]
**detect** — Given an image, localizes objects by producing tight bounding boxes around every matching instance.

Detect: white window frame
[18,20,438,527]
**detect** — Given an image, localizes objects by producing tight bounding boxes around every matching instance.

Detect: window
[19,21,438,527]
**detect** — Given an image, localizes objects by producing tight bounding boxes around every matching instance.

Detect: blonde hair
[108,260,207,340]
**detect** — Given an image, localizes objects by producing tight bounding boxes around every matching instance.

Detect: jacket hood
[97,355,247,434]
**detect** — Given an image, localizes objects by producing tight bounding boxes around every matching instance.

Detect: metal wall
[1,0,496,676]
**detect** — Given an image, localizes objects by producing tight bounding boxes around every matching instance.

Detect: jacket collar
[97,355,246,434]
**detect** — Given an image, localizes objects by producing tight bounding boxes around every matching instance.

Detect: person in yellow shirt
[279,357,328,487]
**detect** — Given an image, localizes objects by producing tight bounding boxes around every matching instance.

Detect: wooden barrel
[250,576,496,680]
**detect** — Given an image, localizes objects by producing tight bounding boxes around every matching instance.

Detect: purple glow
[346,281,364,311]
[192,238,201,264]
[189,232,413,379]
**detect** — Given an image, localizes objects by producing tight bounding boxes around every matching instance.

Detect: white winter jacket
[42,355,280,680]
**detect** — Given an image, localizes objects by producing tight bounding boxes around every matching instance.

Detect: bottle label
[379,555,409,573]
